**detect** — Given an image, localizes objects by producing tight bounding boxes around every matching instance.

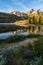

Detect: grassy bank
[0,36,43,65]
[0,34,42,44]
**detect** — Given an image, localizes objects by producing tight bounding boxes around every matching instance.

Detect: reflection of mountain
[12,26,43,35]
[27,9,43,23]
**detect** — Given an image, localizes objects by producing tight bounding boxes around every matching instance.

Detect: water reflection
[13,26,43,34]
[0,32,13,39]
[27,26,43,34]
[0,26,43,39]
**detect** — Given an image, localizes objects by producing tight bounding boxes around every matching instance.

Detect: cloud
[11,0,43,11]
[11,0,28,10]
[0,0,43,12]
[15,2,28,10]
[30,0,43,10]
[0,5,14,12]
[33,0,43,3]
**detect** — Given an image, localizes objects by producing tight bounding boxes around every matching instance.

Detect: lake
[0,26,43,39]
[0,32,28,39]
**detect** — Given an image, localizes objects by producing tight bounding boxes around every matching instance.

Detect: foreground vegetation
[0,34,43,65]
[0,34,42,44]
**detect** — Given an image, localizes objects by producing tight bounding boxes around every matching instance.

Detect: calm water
[0,32,13,39]
[0,32,28,39]
[0,26,43,39]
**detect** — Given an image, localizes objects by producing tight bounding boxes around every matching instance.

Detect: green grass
[38,60,43,65]
[0,34,42,44]
[0,34,42,47]
[0,36,43,65]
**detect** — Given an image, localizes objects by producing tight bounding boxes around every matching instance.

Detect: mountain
[0,12,28,23]
[0,9,43,24]
[27,9,43,24]
[27,9,34,15]
[11,11,28,18]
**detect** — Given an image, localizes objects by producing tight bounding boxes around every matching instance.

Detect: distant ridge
[11,11,27,18]
[0,11,28,23]
[0,9,43,23]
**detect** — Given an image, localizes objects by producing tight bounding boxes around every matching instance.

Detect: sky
[0,0,43,12]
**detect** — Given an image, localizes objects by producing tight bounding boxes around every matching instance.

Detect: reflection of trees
[12,26,43,35]
[28,26,32,33]
[27,26,42,34]
[38,26,43,32]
